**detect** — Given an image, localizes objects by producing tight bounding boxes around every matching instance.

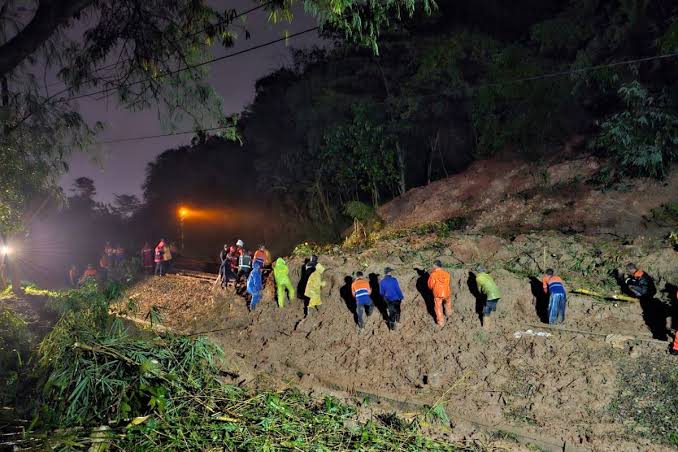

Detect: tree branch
[0,0,94,77]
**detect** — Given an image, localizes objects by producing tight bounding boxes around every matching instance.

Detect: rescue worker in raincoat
[272,257,295,308]
[304,263,325,315]
[247,261,263,311]
[253,244,272,268]
[475,264,502,328]
[428,260,451,326]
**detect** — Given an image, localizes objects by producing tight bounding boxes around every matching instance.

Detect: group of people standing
[141,240,175,276]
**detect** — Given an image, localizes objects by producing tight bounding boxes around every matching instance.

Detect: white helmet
[236,239,244,247]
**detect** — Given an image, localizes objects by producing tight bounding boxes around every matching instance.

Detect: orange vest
[542,275,563,294]
[428,268,451,298]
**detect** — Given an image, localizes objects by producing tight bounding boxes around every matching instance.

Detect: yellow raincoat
[272,258,295,307]
[304,263,325,308]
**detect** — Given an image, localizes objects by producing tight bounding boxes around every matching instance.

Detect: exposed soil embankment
[379,156,678,237]
[118,231,678,451]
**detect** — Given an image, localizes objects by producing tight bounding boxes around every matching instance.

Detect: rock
[605,334,634,349]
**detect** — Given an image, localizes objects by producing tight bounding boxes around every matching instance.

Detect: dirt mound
[378,156,678,237]
[119,231,678,450]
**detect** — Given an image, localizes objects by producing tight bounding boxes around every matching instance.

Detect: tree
[593,81,678,178]
[111,194,141,219]
[0,0,434,238]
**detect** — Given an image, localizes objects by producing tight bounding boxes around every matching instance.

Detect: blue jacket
[380,275,404,302]
[247,263,262,295]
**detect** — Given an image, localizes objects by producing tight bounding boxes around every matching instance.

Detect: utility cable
[93,50,678,145]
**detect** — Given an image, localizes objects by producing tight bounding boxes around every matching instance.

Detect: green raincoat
[272,258,295,308]
[304,263,325,308]
[476,272,502,301]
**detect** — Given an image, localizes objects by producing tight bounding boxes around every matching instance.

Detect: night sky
[59,1,323,204]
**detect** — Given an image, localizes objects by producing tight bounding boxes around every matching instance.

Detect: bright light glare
[178,207,189,218]
[0,245,11,256]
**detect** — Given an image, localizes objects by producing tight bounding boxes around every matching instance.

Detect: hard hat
[236,239,244,247]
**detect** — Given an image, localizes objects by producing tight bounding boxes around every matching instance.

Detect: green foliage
[593,81,678,178]
[304,0,437,54]
[47,281,110,329]
[343,201,377,223]
[35,314,224,427]
[651,201,678,224]
[0,309,31,403]
[23,283,459,450]
[321,103,400,206]
[610,354,678,445]
[425,403,450,425]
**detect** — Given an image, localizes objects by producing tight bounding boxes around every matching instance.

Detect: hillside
[379,154,678,237]
[116,155,678,451]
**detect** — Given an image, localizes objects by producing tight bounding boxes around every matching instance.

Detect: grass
[651,201,678,225]
[609,354,678,446]
[6,280,472,451]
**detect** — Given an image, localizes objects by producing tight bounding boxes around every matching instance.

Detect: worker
[298,254,318,303]
[163,240,173,273]
[428,260,451,327]
[104,241,114,265]
[246,261,263,311]
[226,244,239,272]
[253,244,271,267]
[624,263,656,298]
[68,264,78,287]
[154,239,166,276]
[219,244,229,278]
[304,263,326,315]
[237,250,253,279]
[352,271,373,330]
[272,257,295,308]
[141,242,153,274]
[79,264,97,285]
[542,268,566,325]
[380,267,404,330]
[673,290,678,356]
[114,244,126,267]
[475,265,502,328]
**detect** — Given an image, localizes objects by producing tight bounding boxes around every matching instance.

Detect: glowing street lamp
[0,245,12,256]
[178,207,189,252]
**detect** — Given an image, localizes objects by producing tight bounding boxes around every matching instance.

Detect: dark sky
[58,1,323,203]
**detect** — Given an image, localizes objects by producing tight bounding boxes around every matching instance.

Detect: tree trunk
[371,181,379,207]
[395,142,406,195]
[315,179,333,224]
[0,0,94,77]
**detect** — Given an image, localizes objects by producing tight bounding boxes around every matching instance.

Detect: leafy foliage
[610,354,678,445]
[0,309,31,404]
[593,81,678,178]
[23,282,460,450]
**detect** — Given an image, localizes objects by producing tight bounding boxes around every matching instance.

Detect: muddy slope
[118,232,678,451]
[378,156,678,237]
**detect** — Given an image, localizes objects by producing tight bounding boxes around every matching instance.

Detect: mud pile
[378,156,678,237]
[119,231,678,451]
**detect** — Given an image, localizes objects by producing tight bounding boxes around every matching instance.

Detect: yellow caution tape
[609,294,638,303]
[573,288,638,303]
[215,415,240,422]
[573,288,605,298]
[126,416,150,428]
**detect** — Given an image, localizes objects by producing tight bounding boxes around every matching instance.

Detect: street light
[0,245,12,256]
[178,207,188,252]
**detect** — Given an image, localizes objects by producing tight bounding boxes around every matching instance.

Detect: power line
[61,26,320,103]
[45,1,276,90]
[9,25,319,133]
[97,125,231,144]
[93,50,678,146]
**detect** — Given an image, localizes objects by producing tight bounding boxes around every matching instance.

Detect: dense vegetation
[0,279,462,450]
[132,0,678,248]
